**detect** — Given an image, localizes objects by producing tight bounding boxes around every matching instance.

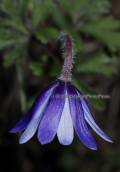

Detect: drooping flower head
[9,32,113,150]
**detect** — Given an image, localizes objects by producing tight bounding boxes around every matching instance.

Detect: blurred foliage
[35,27,58,43]
[29,62,45,76]
[0,0,119,112]
[80,17,120,51]
[76,50,117,76]
[1,1,120,172]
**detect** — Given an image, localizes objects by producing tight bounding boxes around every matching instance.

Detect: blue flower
[9,80,112,150]
[10,32,113,150]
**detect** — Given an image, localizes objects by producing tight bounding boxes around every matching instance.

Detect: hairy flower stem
[59,33,74,82]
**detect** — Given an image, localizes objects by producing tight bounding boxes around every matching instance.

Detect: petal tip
[107,138,113,143]
[101,134,113,143]
[9,130,13,133]
[39,140,52,145]
[37,134,53,145]
[19,140,24,144]
[86,142,97,150]
[59,140,73,146]
[89,144,97,150]
[91,147,97,150]
[9,129,16,133]
[19,138,27,144]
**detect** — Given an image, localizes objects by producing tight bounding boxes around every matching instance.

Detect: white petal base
[57,98,74,145]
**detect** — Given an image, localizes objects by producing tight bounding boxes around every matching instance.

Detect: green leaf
[16,65,26,113]
[3,43,27,67]
[0,17,28,34]
[76,51,117,76]
[48,61,61,77]
[0,29,28,49]
[81,17,120,31]
[56,0,72,19]
[42,55,48,62]
[51,3,67,28]
[29,62,44,76]
[41,28,58,38]
[56,0,88,23]
[0,0,19,21]
[35,33,47,44]
[0,0,28,34]
[35,28,58,43]
[80,0,110,21]
[3,51,16,67]
[19,0,29,23]
[96,31,120,51]
[73,78,105,111]
[29,60,61,77]
[32,0,52,30]
[65,28,83,52]
[56,0,110,23]
[80,17,120,51]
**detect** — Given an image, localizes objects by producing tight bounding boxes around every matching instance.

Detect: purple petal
[87,123,93,131]
[9,82,58,134]
[19,82,58,144]
[37,82,66,145]
[75,87,113,143]
[9,107,33,133]
[67,84,97,150]
[57,98,74,145]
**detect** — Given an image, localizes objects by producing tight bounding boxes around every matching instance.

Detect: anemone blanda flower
[9,32,113,150]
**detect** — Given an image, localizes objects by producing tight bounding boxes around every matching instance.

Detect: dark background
[0,0,120,172]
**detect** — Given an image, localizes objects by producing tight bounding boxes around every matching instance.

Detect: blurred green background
[0,0,120,172]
